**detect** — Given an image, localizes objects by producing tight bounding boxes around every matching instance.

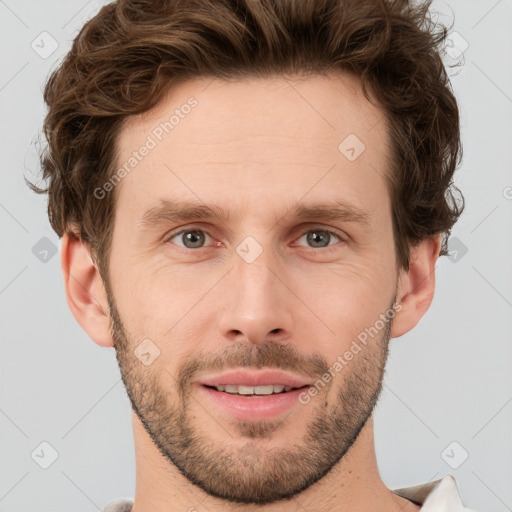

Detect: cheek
[115,257,224,345]
[296,256,392,312]
[290,260,394,357]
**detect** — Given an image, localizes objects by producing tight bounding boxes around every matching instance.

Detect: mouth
[202,383,309,396]
[197,383,311,421]
[195,369,313,421]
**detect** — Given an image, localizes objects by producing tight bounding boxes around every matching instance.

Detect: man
[29,0,476,510]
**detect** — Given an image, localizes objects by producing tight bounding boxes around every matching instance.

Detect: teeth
[214,384,294,395]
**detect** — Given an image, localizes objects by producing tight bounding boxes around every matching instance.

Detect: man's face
[104,72,399,504]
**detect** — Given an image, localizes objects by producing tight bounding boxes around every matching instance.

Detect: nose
[217,248,294,345]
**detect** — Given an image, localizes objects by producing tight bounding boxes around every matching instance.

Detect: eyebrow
[137,198,371,229]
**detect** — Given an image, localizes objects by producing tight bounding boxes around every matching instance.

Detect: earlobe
[60,231,114,347]
[391,234,442,339]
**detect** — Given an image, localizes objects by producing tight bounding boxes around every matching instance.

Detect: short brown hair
[28,0,464,279]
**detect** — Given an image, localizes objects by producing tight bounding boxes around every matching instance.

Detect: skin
[62,70,441,511]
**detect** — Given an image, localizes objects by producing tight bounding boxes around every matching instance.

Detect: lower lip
[196,384,308,421]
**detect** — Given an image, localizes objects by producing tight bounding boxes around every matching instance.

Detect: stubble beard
[105,280,393,505]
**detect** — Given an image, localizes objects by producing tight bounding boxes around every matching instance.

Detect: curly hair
[27,0,464,279]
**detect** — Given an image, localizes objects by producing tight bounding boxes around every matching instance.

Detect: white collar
[393,474,476,511]
[105,475,477,512]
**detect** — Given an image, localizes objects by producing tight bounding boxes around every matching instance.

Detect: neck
[130,413,420,512]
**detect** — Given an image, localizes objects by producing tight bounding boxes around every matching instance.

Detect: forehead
[114,71,391,225]
[119,70,385,152]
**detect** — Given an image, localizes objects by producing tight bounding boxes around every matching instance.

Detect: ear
[60,231,114,347]
[391,234,442,339]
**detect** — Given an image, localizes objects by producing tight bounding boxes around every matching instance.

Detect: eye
[296,228,343,249]
[165,227,345,252]
[167,229,213,249]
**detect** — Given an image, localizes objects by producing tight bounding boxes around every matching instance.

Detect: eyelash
[165,227,346,252]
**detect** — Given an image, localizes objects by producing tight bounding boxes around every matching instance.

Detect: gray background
[1,1,511,511]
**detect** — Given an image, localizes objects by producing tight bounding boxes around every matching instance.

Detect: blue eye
[166,227,344,251]
[297,229,342,249]
[168,229,212,249]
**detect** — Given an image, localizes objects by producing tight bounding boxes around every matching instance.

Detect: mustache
[177,341,329,390]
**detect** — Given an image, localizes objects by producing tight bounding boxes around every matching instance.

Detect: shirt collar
[393,474,475,511]
[105,475,475,512]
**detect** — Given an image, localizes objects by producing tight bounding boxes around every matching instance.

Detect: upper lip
[197,369,312,388]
